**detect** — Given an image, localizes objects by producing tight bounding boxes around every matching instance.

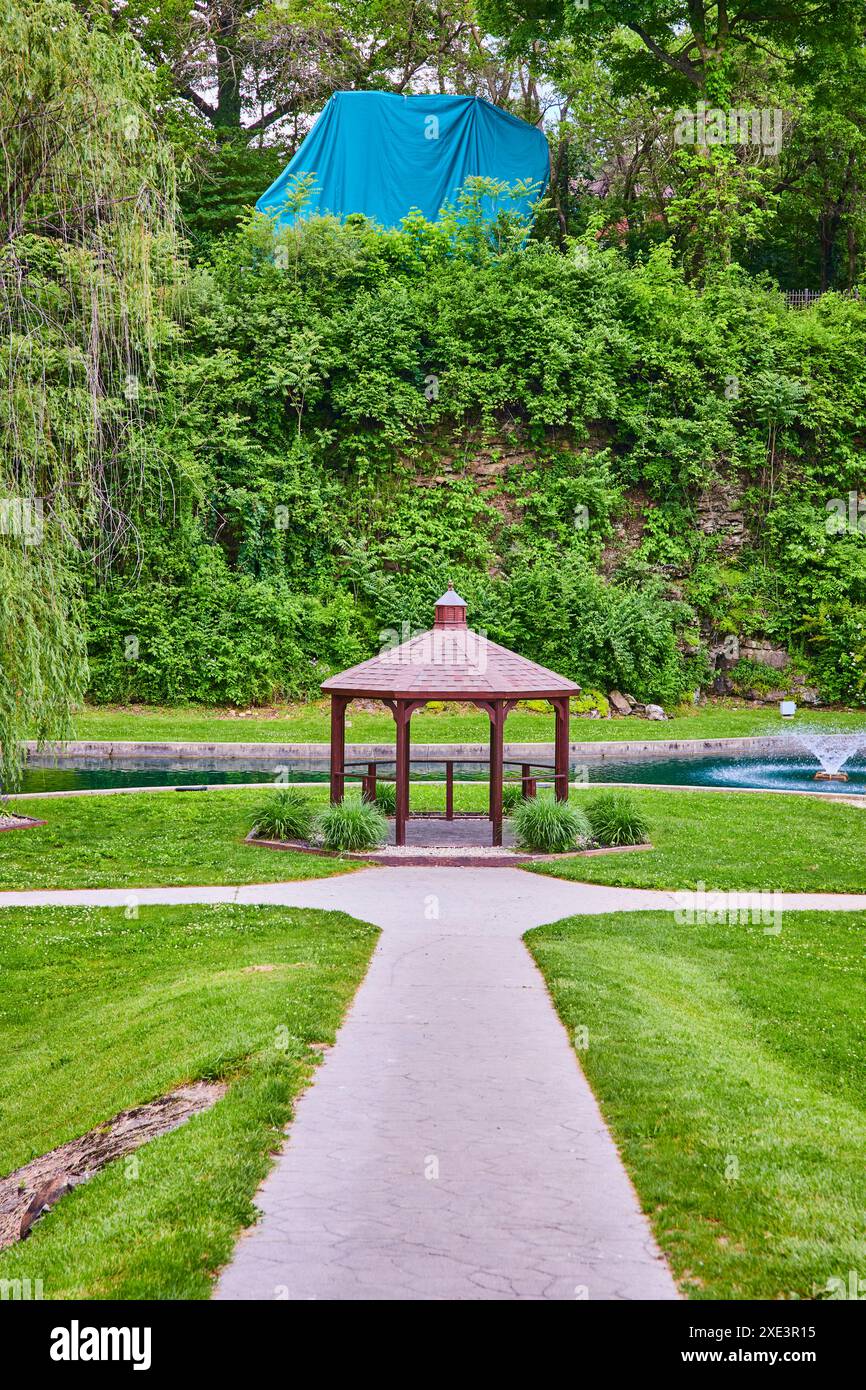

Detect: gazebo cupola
[321,586,580,848]
[434,582,467,629]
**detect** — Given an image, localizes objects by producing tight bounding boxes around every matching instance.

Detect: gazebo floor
[387,816,516,849]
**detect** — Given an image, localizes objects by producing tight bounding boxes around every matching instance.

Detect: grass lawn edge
[0,901,380,1300]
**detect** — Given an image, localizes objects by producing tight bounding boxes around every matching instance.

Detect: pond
[12,745,866,796]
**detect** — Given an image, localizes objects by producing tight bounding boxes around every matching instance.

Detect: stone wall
[695,479,746,555]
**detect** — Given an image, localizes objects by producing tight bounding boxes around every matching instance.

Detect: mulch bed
[0,1082,226,1252]
[0,813,46,833]
[245,828,653,869]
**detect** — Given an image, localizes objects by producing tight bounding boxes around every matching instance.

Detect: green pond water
[13,747,866,796]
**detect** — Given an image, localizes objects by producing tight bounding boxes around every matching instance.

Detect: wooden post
[445,760,454,820]
[367,761,377,802]
[394,700,410,847]
[489,700,505,847]
[329,695,347,804]
[553,696,570,802]
[521,762,531,798]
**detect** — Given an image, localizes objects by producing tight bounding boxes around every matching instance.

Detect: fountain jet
[796,731,866,781]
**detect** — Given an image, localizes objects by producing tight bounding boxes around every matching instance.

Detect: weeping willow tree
[0,0,180,788]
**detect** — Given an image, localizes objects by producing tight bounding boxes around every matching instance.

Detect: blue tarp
[256,92,549,231]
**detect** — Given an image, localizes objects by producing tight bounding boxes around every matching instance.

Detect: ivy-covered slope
[85,211,866,707]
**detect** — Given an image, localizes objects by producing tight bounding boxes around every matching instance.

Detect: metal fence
[784,288,861,309]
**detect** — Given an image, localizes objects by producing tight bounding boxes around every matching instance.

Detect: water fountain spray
[795,731,866,782]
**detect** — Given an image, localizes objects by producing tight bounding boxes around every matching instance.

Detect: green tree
[0,0,180,784]
[116,0,496,140]
[481,1,866,283]
[113,0,539,238]
[479,1,865,99]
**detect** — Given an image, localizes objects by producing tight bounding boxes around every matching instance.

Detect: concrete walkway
[4,869,866,1300]
[216,868,681,1301]
[2,872,865,914]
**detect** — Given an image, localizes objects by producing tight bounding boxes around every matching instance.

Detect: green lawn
[4,781,866,893]
[527,908,866,1300]
[0,788,357,890]
[0,902,377,1299]
[69,699,866,746]
[533,785,866,893]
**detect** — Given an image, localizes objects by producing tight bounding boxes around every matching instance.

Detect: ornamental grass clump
[502,783,524,813]
[509,796,591,854]
[585,791,650,847]
[371,781,397,815]
[313,797,388,852]
[252,787,314,841]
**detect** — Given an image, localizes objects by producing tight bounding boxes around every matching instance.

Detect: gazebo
[321,586,581,847]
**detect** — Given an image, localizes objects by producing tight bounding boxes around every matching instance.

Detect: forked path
[207,868,860,1302]
[4,869,865,1300]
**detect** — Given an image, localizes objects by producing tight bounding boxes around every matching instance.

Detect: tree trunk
[212,4,242,130]
[819,210,836,291]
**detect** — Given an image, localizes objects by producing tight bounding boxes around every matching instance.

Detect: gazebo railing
[339,756,568,820]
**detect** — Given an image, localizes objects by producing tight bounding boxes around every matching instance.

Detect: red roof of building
[321,586,581,700]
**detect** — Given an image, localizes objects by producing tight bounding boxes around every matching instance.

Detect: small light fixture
[779,700,796,718]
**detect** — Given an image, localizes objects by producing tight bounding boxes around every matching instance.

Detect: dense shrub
[510,796,592,853]
[585,792,650,847]
[502,551,694,703]
[313,797,388,852]
[86,549,367,704]
[572,689,610,718]
[252,787,314,841]
[82,213,866,707]
[728,658,789,696]
[799,603,866,704]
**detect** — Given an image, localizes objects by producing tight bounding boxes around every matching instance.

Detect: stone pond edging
[25,733,807,763]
